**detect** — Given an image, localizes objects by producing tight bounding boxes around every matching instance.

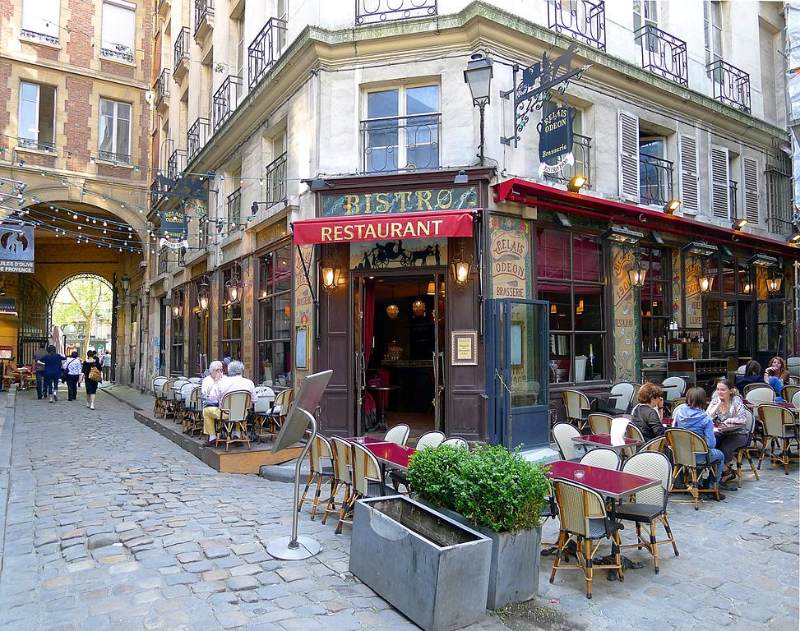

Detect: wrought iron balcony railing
[173,27,190,79]
[635,24,687,86]
[18,138,55,153]
[98,150,131,164]
[100,42,134,64]
[355,0,437,25]
[156,68,170,105]
[212,76,242,131]
[639,153,674,206]
[548,0,606,51]
[361,113,441,173]
[729,180,738,222]
[707,59,751,113]
[194,0,214,38]
[543,134,592,187]
[20,29,59,46]
[265,152,288,206]
[247,18,287,89]
[227,188,242,229]
[187,117,210,160]
[168,149,187,180]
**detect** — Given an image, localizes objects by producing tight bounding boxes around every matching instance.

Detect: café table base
[266,535,321,560]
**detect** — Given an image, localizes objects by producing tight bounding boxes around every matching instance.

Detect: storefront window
[171,288,185,375]
[757,299,785,353]
[702,254,754,355]
[640,247,670,354]
[537,229,605,383]
[257,243,292,386]
[221,267,242,361]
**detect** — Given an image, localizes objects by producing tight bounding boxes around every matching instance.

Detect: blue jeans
[697,449,725,484]
[44,375,59,397]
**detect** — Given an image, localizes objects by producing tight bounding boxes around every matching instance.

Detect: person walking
[33,341,47,400]
[102,351,112,382]
[80,350,101,409]
[38,345,65,403]
[63,351,82,401]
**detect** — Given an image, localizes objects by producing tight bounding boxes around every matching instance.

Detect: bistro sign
[321,186,479,217]
[537,104,575,176]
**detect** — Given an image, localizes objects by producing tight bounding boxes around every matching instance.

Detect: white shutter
[618,111,640,201]
[743,157,759,225]
[22,0,60,39]
[710,145,729,219]
[678,135,699,214]
[102,0,135,52]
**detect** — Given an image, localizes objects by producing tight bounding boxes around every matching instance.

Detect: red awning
[292,209,476,245]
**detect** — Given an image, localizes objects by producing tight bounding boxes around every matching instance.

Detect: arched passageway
[50,274,114,357]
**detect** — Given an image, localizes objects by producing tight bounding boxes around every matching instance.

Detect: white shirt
[217,375,257,403]
[202,375,224,402]
[64,357,82,376]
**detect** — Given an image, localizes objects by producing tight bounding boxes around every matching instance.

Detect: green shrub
[407,444,550,533]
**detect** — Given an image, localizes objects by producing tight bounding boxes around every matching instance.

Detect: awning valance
[292,209,476,245]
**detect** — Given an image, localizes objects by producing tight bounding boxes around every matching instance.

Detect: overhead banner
[293,210,475,245]
[159,208,188,249]
[0,225,34,273]
[537,103,575,176]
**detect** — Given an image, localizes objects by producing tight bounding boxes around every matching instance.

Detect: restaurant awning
[292,209,476,245]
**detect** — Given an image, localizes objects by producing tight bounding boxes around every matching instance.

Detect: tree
[51,277,113,356]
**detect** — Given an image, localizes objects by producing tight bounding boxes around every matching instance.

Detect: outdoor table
[547,460,660,500]
[366,385,399,430]
[571,433,642,453]
[345,436,391,446]
[363,441,416,494]
[744,399,798,415]
[662,416,673,427]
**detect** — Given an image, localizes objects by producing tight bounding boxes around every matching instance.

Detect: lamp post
[464,53,493,166]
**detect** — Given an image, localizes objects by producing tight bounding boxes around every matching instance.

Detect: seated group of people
[734,356,792,402]
[200,360,257,446]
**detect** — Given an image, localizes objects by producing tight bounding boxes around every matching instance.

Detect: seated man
[201,361,225,445]
[202,360,257,445]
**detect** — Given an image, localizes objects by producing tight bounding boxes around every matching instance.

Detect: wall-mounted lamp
[567,175,587,193]
[320,267,342,293]
[453,170,469,185]
[699,271,714,294]
[450,248,472,288]
[225,265,242,304]
[732,218,748,231]
[121,273,130,293]
[663,199,681,214]
[627,259,647,288]
[766,273,783,295]
[741,281,752,295]
[463,52,493,166]
[197,276,210,311]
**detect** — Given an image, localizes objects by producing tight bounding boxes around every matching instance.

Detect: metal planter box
[349,496,491,631]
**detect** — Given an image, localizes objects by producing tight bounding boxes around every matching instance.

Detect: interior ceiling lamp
[732,217,748,231]
[627,258,647,288]
[603,225,644,245]
[450,246,472,288]
[412,298,426,318]
[197,276,210,311]
[663,199,681,215]
[320,267,342,293]
[426,281,436,295]
[386,303,400,319]
[567,175,587,193]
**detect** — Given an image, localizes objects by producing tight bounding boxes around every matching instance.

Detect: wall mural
[294,245,315,379]
[349,239,447,270]
[684,255,703,328]
[611,245,637,382]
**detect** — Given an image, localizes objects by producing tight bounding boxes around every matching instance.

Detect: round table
[366,385,399,431]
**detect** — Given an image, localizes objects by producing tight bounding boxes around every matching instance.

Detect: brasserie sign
[537,104,575,176]
[321,185,479,217]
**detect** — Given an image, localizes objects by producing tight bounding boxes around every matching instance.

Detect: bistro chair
[670,403,687,420]
[661,377,686,402]
[298,434,334,520]
[640,436,666,453]
[183,385,203,435]
[384,424,410,446]
[188,377,202,384]
[787,356,800,378]
[744,385,775,403]
[616,452,678,574]
[782,384,800,404]
[667,397,686,414]
[549,479,624,599]
[178,381,195,426]
[322,437,353,531]
[152,376,169,417]
[792,390,800,410]
[562,390,591,432]
[336,442,383,535]
[172,378,190,420]
[440,437,469,449]
[757,404,799,475]
[579,448,619,470]
[623,423,645,459]
[733,408,760,487]
[664,428,720,509]
[217,390,252,451]
[415,431,445,450]
[553,423,581,461]
[609,382,636,413]
[587,413,613,435]
[252,386,276,441]
[267,388,294,436]
[161,378,176,418]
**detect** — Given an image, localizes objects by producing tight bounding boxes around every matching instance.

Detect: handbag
[88,365,102,382]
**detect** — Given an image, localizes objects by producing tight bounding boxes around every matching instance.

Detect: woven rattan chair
[415,431,445,449]
[757,404,798,475]
[322,437,353,530]
[335,442,382,535]
[664,428,720,509]
[153,376,169,417]
[217,390,252,451]
[640,436,666,453]
[609,382,636,413]
[177,381,195,427]
[384,424,410,446]
[252,386,276,441]
[792,390,800,410]
[744,385,775,403]
[733,408,759,487]
[782,384,800,404]
[266,389,294,436]
[181,384,202,434]
[616,452,678,574]
[668,397,686,414]
[298,434,334,519]
[553,423,581,461]
[587,413,613,435]
[172,378,190,421]
[579,447,619,470]
[562,390,591,432]
[441,437,469,449]
[550,479,624,599]
[622,423,645,459]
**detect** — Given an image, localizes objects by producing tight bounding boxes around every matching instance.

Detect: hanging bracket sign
[0,225,34,273]
[537,103,576,176]
[158,208,188,250]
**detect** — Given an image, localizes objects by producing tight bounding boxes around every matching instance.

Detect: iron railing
[548,0,606,51]
[707,59,751,113]
[168,149,187,180]
[634,24,687,86]
[543,134,592,187]
[18,138,55,152]
[729,180,738,222]
[173,27,190,74]
[227,188,242,229]
[20,29,59,46]
[194,0,214,37]
[360,113,441,173]
[212,76,242,131]
[355,0,437,25]
[187,117,210,160]
[156,68,170,105]
[265,152,288,206]
[247,18,287,89]
[98,150,131,164]
[639,154,673,206]
[100,42,134,63]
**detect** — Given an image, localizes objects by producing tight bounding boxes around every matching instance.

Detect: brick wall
[66,0,94,67]
[64,75,92,172]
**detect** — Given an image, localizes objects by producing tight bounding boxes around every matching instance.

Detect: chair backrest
[440,437,469,449]
[587,413,612,435]
[330,437,352,485]
[552,423,580,460]
[153,376,168,394]
[384,424,410,446]
[662,377,686,401]
[553,479,607,538]
[272,389,290,414]
[787,356,800,377]
[220,390,252,423]
[792,390,800,411]
[351,442,382,496]
[610,416,630,446]
[623,451,671,508]
[640,436,665,453]
[188,377,202,384]
[416,431,445,450]
[610,382,636,411]
[782,384,800,404]
[309,434,333,472]
[180,382,196,401]
[746,386,775,404]
[253,386,276,413]
[758,404,794,437]
[664,428,708,467]
[670,403,687,419]
[160,379,174,398]
[562,390,590,420]
[173,379,189,398]
[579,447,619,470]
[625,423,645,443]
[187,385,201,410]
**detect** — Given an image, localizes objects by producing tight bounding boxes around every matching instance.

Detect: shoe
[53,395,58,402]
[90,405,94,410]
[713,492,726,501]
[719,482,737,492]
[206,439,217,447]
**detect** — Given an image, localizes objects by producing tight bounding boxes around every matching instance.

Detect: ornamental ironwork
[355,0,437,25]
[547,0,606,51]
[707,59,751,113]
[247,18,287,89]
[635,24,687,86]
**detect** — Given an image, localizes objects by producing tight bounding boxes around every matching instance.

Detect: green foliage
[408,444,550,533]
[51,276,113,355]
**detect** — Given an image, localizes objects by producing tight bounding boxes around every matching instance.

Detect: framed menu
[451,330,477,366]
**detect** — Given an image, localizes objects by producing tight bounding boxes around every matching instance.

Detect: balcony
[548,0,606,51]
[100,42,135,64]
[97,150,131,165]
[173,27,190,82]
[151,176,168,205]
[158,0,171,19]
[265,152,288,206]
[639,154,674,207]
[355,0,437,25]
[361,113,440,173]
[227,188,242,230]
[168,149,187,180]
[18,138,55,153]
[187,117,210,161]
[20,29,59,46]
[155,68,170,110]
[247,18,287,89]
[194,0,214,41]
[635,24,687,86]
[707,59,751,113]
[543,134,592,188]
[212,76,242,131]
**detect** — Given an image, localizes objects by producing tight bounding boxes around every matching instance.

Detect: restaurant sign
[321,186,479,217]
[537,103,575,176]
[158,208,188,250]
[489,216,531,299]
[0,225,34,273]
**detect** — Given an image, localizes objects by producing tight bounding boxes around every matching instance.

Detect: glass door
[354,275,366,434]
[432,272,446,431]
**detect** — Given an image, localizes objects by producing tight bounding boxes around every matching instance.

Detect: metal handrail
[707,59,751,113]
[360,112,441,173]
[194,0,214,37]
[247,18,287,89]
[168,149,187,180]
[547,0,606,51]
[173,27,190,70]
[156,68,170,103]
[544,133,592,187]
[187,117,210,160]
[355,0,437,25]
[227,188,242,229]
[639,153,674,206]
[213,76,242,131]
[634,24,687,86]
[265,152,288,205]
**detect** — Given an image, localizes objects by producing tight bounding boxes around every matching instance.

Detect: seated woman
[706,378,749,489]
[764,356,789,402]
[673,387,725,498]
[630,382,666,441]
[734,360,762,392]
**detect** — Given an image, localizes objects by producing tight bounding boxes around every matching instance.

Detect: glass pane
[273,340,292,386]
[575,334,604,382]
[510,302,543,407]
[275,295,291,339]
[102,2,135,50]
[539,283,571,331]
[721,258,735,294]
[536,229,569,280]
[573,236,601,282]
[574,285,603,331]
[259,300,273,341]
[757,323,781,353]
[365,118,398,172]
[19,82,38,141]
[406,116,439,169]
[38,85,55,143]
[639,138,665,158]
[549,334,571,383]
[721,302,736,352]
[116,116,130,156]
[406,85,438,115]
[117,102,131,122]
[367,90,398,119]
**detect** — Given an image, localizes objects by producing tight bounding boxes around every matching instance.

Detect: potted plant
[408,445,550,609]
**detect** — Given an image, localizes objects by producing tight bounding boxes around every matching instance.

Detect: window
[101,0,135,63]
[233,12,245,101]
[757,298,784,353]
[220,267,242,361]
[265,132,288,205]
[189,281,210,377]
[701,254,755,355]
[18,82,56,152]
[633,0,657,31]
[639,133,671,206]
[98,98,131,163]
[362,84,440,172]
[257,244,293,386]
[537,229,606,383]
[640,248,671,355]
[276,0,288,52]
[704,1,722,65]
[171,290,185,376]
[21,0,60,44]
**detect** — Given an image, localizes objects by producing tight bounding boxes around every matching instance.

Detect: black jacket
[630,403,665,441]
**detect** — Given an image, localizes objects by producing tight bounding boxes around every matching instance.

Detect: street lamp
[464,52,493,166]
[627,258,647,288]
[197,276,210,311]
[121,273,130,293]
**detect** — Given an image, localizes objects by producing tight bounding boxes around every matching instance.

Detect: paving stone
[204,546,230,559]
[164,572,200,586]
[227,576,260,591]
[176,551,203,564]
[86,534,118,550]
[229,564,262,577]
[215,611,250,629]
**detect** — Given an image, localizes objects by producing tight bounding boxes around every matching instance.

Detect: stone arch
[49,273,115,355]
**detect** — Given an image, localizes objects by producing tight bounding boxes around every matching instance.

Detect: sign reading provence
[0,225,35,273]
[158,208,188,249]
[321,186,479,217]
[537,103,575,176]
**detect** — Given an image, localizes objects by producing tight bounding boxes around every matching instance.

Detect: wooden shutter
[618,112,640,201]
[678,135,699,213]
[710,145,729,219]
[743,157,759,225]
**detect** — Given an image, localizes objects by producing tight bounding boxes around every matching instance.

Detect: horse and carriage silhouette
[355,240,442,269]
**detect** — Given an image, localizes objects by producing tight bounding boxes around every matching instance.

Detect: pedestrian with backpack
[80,350,102,409]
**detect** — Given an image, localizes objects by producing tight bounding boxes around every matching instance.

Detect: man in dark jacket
[33,341,47,399]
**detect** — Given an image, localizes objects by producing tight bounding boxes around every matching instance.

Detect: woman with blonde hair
[707,377,749,488]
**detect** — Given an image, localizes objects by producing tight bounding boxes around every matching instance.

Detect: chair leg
[298,472,315,512]
[689,469,699,510]
[320,480,340,525]
[549,531,567,584]
[649,520,660,574]
[782,439,790,474]
[635,522,642,549]
[613,529,624,582]
[583,538,593,599]
[662,513,679,557]
[310,475,325,520]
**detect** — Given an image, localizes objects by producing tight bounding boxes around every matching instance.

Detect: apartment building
[147,0,797,446]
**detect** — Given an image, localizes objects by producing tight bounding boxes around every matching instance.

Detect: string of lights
[0,212,143,253]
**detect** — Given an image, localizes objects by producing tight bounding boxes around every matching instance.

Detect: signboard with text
[321,186,479,217]
[537,103,575,176]
[489,216,531,299]
[0,225,34,273]
[159,208,188,250]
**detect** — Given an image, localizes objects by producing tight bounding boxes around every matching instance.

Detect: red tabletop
[345,436,391,445]
[572,433,642,452]
[661,416,673,427]
[744,400,797,411]
[364,442,416,470]
[548,460,659,499]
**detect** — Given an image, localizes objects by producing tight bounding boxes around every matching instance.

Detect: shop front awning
[292,209,477,245]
